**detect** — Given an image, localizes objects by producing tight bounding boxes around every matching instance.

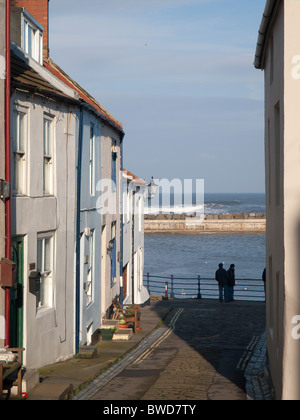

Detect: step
[78,346,97,359]
[100,320,119,329]
[28,382,73,400]
[113,328,133,341]
[22,369,39,394]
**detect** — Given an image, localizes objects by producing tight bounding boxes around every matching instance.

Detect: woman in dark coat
[227,264,235,301]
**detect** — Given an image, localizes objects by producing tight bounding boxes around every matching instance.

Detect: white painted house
[8,1,124,368]
[255,0,300,400]
[10,42,79,367]
[44,57,124,350]
[122,169,149,305]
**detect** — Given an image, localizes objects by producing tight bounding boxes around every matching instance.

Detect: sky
[49,0,266,193]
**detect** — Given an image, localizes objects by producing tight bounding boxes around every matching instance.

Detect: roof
[123,169,147,185]
[44,57,123,132]
[254,0,279,69]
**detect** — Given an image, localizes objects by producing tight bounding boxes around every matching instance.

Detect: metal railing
[144,273,265,302]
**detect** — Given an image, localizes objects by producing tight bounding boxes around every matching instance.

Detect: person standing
[262,268,266,302]
[227,264,235,301]
[215,263,229,302]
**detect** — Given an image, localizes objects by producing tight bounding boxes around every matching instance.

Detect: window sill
[13,193,28,198]
[36,305,55,319]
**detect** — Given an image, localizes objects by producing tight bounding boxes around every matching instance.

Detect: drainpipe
[119,139,124,304]
[75,104,84,354]
[4,0,11,347]
[131,189,136,305]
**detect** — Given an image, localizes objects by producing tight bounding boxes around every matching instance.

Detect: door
[10,238,24,348]
[122,264,128,301]
[110,222,116,287]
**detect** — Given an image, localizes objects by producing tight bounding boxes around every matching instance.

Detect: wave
[204,202,266,214]
[145,193,266,215]
[145,203,204,215]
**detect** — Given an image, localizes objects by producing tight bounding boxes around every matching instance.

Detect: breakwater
[144,213,266,234]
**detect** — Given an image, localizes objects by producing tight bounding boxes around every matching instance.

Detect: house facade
[43,57,124,349]
[2,0,124,369]
[10,37,80,367]
[0,0,7,348]
[255,0,300,400]
[122,169,149,305]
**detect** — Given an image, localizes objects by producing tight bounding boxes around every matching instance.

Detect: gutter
[4,0,11,347]
[254,0,278,69]
[120,139,124,304]
[10,43,79,101]
[75,104,84,354]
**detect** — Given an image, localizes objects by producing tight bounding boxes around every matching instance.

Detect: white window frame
[89,124,95,196]
[23,13,43,64]
[36,233,54,310]
[43,115,54,195]
[12,107,28,194]
[86,229,94,306]
[137,247,143,291]
[140,196,143,232]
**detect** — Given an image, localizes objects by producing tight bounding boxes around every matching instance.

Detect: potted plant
[118,319,129,329]
[100,327,116,341]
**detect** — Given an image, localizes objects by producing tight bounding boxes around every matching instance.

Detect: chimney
[10,0,49,58]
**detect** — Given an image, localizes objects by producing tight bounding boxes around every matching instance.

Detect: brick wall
[11,0,49,57]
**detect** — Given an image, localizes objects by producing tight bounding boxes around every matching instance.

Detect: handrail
[144,273,265,301]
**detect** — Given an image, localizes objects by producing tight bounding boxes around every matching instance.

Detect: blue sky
[49,0,266,193]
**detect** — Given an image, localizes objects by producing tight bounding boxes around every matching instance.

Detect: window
[13,109,28,194]
[89,125,95,196]
[138,196,142,232]
[274,102,280,207]
[137,248,143,291]
[267,119,271,206]
[23,15,43,64]
[268,256,273,340]
[86,230,94,306]
[270,36,274,85]
[43,116,54,195]
[36,234,54,309]
[111,140,117,192]
[110,222,117,287]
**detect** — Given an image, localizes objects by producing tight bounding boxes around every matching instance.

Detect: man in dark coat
[262,268,266,301]
[215,263,229,302]
[227,264,235,301]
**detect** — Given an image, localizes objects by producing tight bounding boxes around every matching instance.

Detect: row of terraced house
[0,0,150,373]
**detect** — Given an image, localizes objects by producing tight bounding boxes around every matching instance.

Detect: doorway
[10,238,24,348]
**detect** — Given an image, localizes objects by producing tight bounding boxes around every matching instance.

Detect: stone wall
[144,213,266,234]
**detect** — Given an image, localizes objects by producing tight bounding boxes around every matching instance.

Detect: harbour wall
[144,213,266,234]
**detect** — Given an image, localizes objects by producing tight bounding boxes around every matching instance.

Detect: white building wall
[258,0,300,400]
[281,1,300,400]
[100,124,122,320]
[262,1,285,399]
[78,110,103,345]
[11,91,77,368]
[122,174,149,305]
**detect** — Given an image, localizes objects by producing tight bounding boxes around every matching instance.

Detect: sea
[144,193,266,300]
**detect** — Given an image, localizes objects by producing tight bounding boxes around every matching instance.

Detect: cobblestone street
[80,299,267,401]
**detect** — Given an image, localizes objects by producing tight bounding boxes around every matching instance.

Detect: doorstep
[113,328,133,341]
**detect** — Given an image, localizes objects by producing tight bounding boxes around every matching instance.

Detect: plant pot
[118,323,129,329]
[100,329,115,341]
